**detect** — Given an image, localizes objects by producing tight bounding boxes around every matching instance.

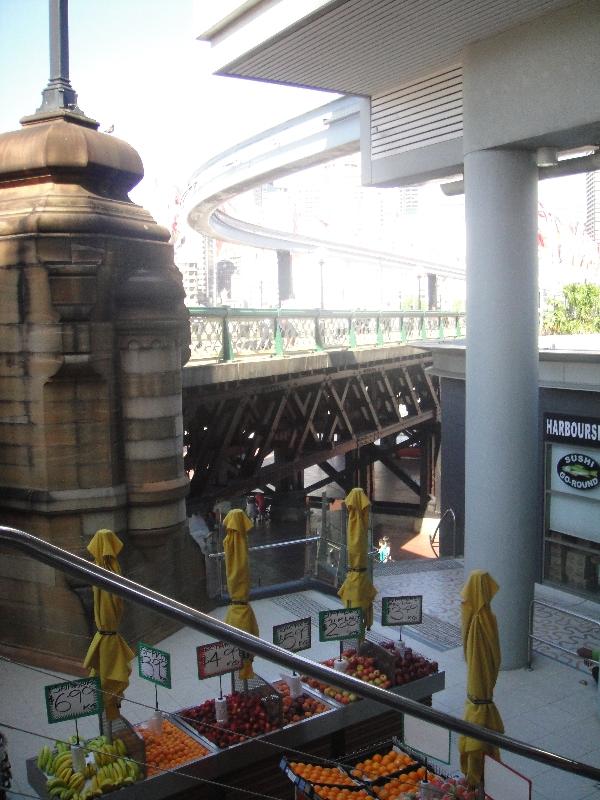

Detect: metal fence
[188,307,466,362]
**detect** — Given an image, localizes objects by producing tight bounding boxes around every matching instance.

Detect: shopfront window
[543,413,600,596]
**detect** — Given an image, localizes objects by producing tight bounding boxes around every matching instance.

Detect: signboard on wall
[546,442,600,544]
[544,413,600,447]
[549,444,600,500]
[556,452,599,491]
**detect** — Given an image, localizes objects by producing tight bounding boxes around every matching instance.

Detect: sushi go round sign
[557,453,599,491]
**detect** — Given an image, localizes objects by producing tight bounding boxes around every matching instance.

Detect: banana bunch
[93,757,139,792]
[84,735,108,756]
[39,735,139,797]
[46,768,85,799]
[93,738,127,767]
[83,762,97,780]
[50,750,74,783]
[37,745,53,772]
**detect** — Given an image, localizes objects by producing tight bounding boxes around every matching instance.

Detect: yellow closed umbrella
[83,529,134,722]
[458,570,504,787]
[223,509,259,679]
[338,488,377,629]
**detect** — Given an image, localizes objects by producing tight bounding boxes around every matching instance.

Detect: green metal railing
[188,307,465,362]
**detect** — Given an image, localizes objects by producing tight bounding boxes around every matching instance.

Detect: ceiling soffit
[221,0,576,97]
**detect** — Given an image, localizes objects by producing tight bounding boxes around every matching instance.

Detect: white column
[464,148,539,669]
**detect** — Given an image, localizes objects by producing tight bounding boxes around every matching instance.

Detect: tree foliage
[543,282,600,334]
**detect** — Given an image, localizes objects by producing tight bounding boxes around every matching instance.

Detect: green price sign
[137,642,172,688]
[318,607,364,642]
[45,677,103,724]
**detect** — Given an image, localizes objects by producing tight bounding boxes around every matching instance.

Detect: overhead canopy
[199,0,600,186]
[201,0,575,96]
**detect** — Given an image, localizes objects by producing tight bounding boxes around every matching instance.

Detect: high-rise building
[174,228,216,306]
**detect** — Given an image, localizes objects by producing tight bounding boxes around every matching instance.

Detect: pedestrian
[378,537,391,563]
[577,645,599,684]
[206,510,217,533]
[245,495,257,523]
[255,492,266,519]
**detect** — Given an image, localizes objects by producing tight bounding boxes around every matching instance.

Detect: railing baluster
[349,314,357,348]
[187,307,466,360]
[275,313,284,356]
[314,312,324,351]
[221,310,234,362]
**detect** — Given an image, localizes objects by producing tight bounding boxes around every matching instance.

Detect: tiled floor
[3,558,600,800]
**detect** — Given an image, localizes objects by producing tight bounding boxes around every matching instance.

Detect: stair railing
[2,524,600,782]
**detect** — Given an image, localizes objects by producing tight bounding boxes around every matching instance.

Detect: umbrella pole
[99,710,112,743]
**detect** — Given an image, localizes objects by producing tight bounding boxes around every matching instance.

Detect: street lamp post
[37,0,84,116]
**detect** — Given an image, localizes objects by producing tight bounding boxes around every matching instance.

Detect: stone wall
[0,109,203,670]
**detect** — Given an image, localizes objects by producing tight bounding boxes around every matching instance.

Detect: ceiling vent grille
[371,66,463,161]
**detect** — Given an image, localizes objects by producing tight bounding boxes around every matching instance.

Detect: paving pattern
[274,557,600,671]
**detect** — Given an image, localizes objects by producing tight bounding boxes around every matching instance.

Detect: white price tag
[197,641,244,678]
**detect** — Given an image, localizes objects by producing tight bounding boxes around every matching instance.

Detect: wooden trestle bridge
[181,306,459,514]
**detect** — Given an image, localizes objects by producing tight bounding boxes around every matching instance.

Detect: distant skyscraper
[585,171,600,244]
[175,229,216,306]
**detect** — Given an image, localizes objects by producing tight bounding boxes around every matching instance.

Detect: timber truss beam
[183,351,439,508]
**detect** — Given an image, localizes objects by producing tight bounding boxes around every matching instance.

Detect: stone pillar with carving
[0,96,197,668]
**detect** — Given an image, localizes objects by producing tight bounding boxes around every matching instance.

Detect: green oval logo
[557,453,599,490]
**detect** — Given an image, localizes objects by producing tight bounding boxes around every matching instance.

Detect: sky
[0,0,334,221]
[0,0,589,232]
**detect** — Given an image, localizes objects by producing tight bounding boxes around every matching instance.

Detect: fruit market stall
[26,589,447,800]
[280,740,479,800]
[26,655,444,800]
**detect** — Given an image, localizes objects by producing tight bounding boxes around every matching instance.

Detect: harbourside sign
[544,413,600,447]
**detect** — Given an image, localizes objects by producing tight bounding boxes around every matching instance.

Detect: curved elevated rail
[182,97,465,278]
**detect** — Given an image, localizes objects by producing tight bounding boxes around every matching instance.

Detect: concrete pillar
[464,148,539,669]
[427,273,438,310]
[277,249,293,305]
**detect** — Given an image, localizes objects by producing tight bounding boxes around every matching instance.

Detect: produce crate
[356,640,396,684]
[273,679,337,726]
[176,677,283,749]
[342,740,421,786]
[134,717,213,777]
[310,786,376,800]
[372,639,440,688]
[279,755,360,790]
[231,672,283,727]
[112,715,146,778]
[27,723,145,800]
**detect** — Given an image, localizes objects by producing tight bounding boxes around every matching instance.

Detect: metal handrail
[208,535,320,559]
[429,508,457,558]
[2,524,600,782]
[527,598,600,670]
